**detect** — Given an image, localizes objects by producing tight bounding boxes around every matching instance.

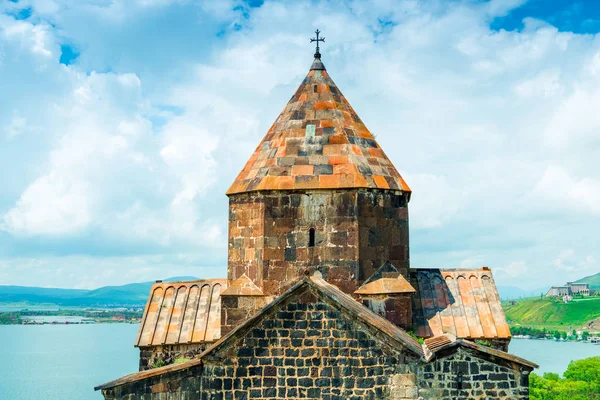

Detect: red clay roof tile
[135,279,227,348]
[410,268,510,341]
[226,58,411,195]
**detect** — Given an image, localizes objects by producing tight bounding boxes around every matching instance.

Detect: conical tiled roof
[227,58,411,195]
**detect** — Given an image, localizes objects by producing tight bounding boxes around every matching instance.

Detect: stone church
[96,37,536,399]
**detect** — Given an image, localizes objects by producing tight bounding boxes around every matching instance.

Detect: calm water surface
[510,338,600,374]
[1,325,600,399]
[0,324,138,400]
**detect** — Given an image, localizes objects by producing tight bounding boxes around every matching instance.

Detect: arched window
[309,228,315,247]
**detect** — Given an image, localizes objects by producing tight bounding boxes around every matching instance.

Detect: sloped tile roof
[422,335,538,369]
[410,268,511,340]
[423,335,453,353]
[355,277,416,295]
[221,274,264,296]
[355,261,416,295]
[227,58,410,195]
[135,279,227,347]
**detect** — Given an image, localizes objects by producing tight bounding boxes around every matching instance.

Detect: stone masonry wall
[139,343,210,371]
[199,287,420,400]
[357,191,409,281]
[221,295,271,337]
[417,347,531,400]
[100,287,530,400]
[360,294,412,332]
[228,190,409,297]
[228,196,265,284]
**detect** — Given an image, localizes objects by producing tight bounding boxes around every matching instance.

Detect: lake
[24,315,93,323]
[0,324,139,400]
[1,324,600,400]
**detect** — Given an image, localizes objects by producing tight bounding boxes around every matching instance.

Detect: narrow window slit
[309,228,315,247]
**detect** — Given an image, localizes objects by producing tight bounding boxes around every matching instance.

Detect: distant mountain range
[0,276,197,308]
[496,271,600,300]
[2,272,597,306]
[575,272,600,289]
[496,285,547,300]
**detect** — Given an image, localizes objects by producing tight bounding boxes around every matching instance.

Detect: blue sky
[0,0,599,289]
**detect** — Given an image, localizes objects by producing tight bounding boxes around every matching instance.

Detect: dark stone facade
[360,294,413,332]
[220,294,271,337]
[200,286,420,400]
[228,189,409,297]
[419,347,530,399]
[100,282,532,400]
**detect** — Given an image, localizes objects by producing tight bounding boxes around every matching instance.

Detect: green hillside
[575,272,600,289]
[504,297,600,329]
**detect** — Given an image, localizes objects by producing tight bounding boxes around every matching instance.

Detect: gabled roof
[227,57,410,195]
[423,335,538,369]
[135,279,226,347]
[206,273,424,358]
[355,261,416,295]
[220,274,264,296]
[411,268,511,340]
[98,274,424,390]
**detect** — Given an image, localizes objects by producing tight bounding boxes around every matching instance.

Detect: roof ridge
[200,274,424,360]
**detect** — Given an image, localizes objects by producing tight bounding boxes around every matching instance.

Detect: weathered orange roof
[355,277,416,295]
[355,261,416,295]
[227,58,410,195]
[423,335,454,353]
[135,279,227,347]
[221,274,264,296]
[410,268,511,340]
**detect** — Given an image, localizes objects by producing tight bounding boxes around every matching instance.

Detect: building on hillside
[96,32,537,400]
[546,282,591,297]
[546,286,570,297]
[567,282,591,296]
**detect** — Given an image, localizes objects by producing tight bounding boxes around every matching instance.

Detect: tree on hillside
[564,357,600,383]
[530,357,600,400]
[561,331,568,340]
[553,330,561,340]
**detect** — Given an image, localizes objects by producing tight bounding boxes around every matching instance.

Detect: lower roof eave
[423,336,538,370]
[94,359,203,392]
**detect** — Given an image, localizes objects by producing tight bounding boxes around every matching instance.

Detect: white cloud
[1,17,56,59]
[513,69,562,98]
[3,171,92,235]
[496,261,528,278]
[554,249,576,271]
[4,113,27,138]
[544,85,600,150]
[406,173,463,229]
[531,165,600,215]
[1,0,599,289]
[586,255,596,265]
[160,121,218,204]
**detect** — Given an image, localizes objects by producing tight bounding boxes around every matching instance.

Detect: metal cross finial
[310,29,325,59]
